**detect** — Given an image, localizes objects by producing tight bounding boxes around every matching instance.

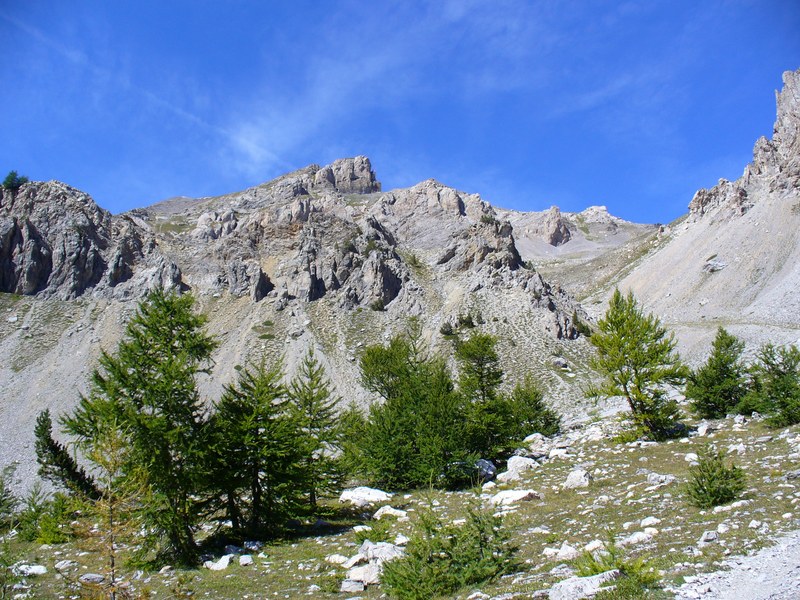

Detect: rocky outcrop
[689,69,800,221]
[0,181,181,300]
[312,156,381,194]
[530,206,571,246]
[437,217,522,272]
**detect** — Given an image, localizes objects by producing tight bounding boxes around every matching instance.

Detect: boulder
[497,456,539,483]
[563,468,592,489]
[549,569,621,600]
[490,489,542,506]
[339,486,393,508]
[373,505,408,520]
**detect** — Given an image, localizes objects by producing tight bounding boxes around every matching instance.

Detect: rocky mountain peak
[689,68,799,221]
[312,155,381,194]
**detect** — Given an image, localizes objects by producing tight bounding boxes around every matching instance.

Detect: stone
[79,573,106,584]
[373,505,408,520]
[394,534,410,546]
[239,555,254,566]
[490,489,542,506]
[347,562,382,585]
[360,540,404,563]
[497,456,539,483]
[728,443,746,455]
[16,564,47,576]
[339,486,393,508]
[340,579,366,593]
[699,531,719,545]
[563,468,592,489]
[619,531,654,546]
[325,554,348,565]
[647,472,676,486]
[555,542,580,561]
[204,555,233,571]
[684,453,699,463]
[641,516,661,528]
[549,570,620,600]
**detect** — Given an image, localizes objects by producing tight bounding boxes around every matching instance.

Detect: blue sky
[1,1,798,223]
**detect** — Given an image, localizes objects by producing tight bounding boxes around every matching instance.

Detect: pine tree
[287,349,342,510]
[589,289,688,440]
[686,327,747,419]
[358,324,469,489]
[211,359,304,535]
[34,409,100,500]
[61,288,217,565]
[507,377,561,438]
[456,333,509,457]
[741,343,800,426]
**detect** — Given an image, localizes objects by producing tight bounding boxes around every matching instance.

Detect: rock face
[531,206,571,246]
[605,68,800,359]
[0,181,182,299]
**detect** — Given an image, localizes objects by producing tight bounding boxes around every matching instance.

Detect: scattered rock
[563,468,592,489]
[373,505,408,520]
[16,564,47,576]
[549,569,620,600]
[339,486,393,508]
[239,555,254,566]
[204,554,233,571]
[497,456,540,482]
[340,579,366,593]
[490,489,542,506]
[79,573,105,585]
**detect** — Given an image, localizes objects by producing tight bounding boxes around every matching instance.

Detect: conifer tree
[741,343,800,426]
[358,323,468,489]
[287,349,342,510]
[589,289,688,440]
[456,333,507,456]
[34,409,100,500]
[61,288,216,565]
[686,327,747,419]
[211,359,304,535]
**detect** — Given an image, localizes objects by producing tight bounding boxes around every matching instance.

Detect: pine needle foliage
[740,344,800,427]
[357,322,470,489]
[686,327,747,419]
[60,288,217,565]
[589,289,688,440]
[210,359,304,536]
[686,448,746,509]
[381,502,518,600]
[287,349,343,510]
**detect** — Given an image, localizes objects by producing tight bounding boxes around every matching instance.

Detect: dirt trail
[672,529,800,599]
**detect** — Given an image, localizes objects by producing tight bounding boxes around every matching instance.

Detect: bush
[686,327,747,419]
[381,503,518,600]
[739,344,800,426]
[0,466,17,531]
[574,532,660,595]
[2,170,28,192]
[16,484,76,543]
[686,448,746,509]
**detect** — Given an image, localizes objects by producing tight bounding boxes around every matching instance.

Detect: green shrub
[16,484,76,543]
[686,327,747,419]
[0,466,17,531]
[686,448,746,509]
[574,532,661,597]
[353,518,393,544]
[369,298,385,311]
[381,503,518,600]
[739,344,800,426]
[480,214,498,225]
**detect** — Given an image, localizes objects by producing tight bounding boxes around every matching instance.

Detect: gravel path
[671,529,800,599]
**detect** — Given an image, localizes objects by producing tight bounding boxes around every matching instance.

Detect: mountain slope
[585,68,800,360]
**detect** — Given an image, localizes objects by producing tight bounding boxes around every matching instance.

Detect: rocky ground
[6,399,800,599]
